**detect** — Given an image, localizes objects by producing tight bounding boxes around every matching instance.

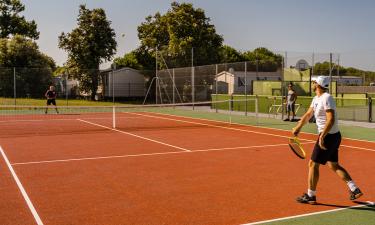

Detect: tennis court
[1,103,374,225]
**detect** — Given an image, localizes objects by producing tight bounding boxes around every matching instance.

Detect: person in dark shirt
[45,86,59,114]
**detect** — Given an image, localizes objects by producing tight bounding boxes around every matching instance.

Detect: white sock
[307,189,316,197]
[347,180,358,192]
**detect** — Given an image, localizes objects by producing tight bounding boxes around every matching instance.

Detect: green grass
[258,205,375,225]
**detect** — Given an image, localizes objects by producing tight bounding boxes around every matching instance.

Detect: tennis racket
[288,136,306,159]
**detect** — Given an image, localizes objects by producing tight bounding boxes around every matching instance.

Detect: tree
[113,51,143,70]
[242,47,283,72]
[58,5,117,100]
[218,45,244,63]
[0,0,39,39]
[0,35,55,97]
[137,2,223,69]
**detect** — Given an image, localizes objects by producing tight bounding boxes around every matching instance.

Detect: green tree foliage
[113,51,143,70]
[137,2,223,69]
[242,47,283,72]
[218,45,244,63]
[0,0,39,39]
[314,62,375,85]
[0,35,55,97]
[58,5,117,100]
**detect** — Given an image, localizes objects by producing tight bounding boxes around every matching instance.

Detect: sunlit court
[0,104,374,225]
[1,0,375,224]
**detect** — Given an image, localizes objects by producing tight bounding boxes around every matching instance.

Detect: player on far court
[292,76,363,204]
[45,85,59,114]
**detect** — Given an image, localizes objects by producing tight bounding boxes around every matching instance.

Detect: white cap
[312,76,330,89]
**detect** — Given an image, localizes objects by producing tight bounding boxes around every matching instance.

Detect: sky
[22,0,375,71]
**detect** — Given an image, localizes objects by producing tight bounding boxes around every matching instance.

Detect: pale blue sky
[22,0,375,70]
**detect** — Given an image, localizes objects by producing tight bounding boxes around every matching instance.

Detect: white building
[214,68,282,94]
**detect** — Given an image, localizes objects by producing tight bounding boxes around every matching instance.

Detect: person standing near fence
[45,85,59,114]
[284,83,297,121]
[292,76,363,204]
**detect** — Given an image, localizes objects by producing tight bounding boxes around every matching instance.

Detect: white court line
[193,141,315,152]
[127,112,305,141]
[12,142,295,166]
[77,119,190,152]
[147,111,375,144]
[131,112,375,153]
[243,203,372,225]
[0,145,44,225]
[341,144,375,152]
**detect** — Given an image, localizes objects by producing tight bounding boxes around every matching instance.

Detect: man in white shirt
[292,76,363,204]
[284,83,297,121]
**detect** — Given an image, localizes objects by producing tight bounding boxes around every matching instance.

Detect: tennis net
[0,99,258,137]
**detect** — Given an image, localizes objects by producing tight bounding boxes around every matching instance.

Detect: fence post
[215,64,218,113]
[13,67,16,106]
[369,97,372,123]
[245,61,248,116]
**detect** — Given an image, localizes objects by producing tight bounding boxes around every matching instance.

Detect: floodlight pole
[155,48,158,104]
[191,47,195,109]
[245,62,247,116]
[329,53,332,94]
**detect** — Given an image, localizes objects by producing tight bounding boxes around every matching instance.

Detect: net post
[369,97,372,123]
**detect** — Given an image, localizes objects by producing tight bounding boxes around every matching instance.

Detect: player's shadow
[316,201,375,211]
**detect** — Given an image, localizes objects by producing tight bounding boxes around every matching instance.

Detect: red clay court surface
[0,112,374,225]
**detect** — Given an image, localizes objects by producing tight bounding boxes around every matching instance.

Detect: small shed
[101,67,145,97]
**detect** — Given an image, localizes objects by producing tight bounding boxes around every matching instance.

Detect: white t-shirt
[310,92,339,134]
[287,90,296,103]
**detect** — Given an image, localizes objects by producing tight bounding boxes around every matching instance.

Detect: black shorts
[311,132,341,165]
[47,99,56,105]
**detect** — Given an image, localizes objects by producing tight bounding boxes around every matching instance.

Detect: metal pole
[155,49,158,104]
[311,52,315,96]
[65,72,68,106]
[215,64,218,113]
[329,53,332,94]
[13,67,16,106]
[311,52,315,76]
[281,52,286,120]
[337,54,340,97]
[369,97,372,123]
[172,68,175,105]
[245,62,247,116]
[112,65,116,104]
[191,47,195,109]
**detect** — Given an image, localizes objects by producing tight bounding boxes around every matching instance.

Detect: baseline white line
[12,142,298,166]
[11,150,185,166]
[0,145,44,225]
[132,112,375,153]
[77,119,190,152]
[242,204,371,225]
